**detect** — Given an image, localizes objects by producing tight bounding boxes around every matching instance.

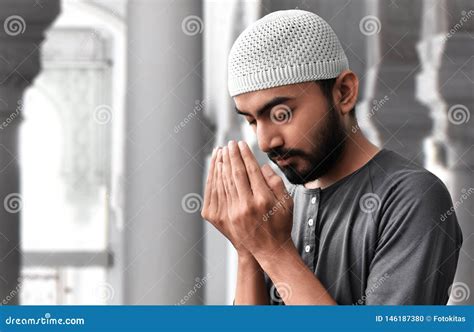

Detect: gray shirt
[264,148,463,305]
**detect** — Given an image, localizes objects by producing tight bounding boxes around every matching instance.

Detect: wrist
[254,240,297,269]
[237,252,261,269]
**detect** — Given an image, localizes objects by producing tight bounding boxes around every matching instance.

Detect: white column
[124,0,205,304]
[369,0,431,165]
[0,0,59,304]
[438,0,474,305]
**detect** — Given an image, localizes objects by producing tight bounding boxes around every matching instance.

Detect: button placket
[304,190,320,271]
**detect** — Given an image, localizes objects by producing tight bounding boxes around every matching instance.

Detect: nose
[256,122,284,154]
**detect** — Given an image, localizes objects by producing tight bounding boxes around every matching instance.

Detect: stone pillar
[124,0,205,304]
[416,0,449,176]
[203,0,259,304]
[438,0,474,305]
[369,0,431,165]
[0,0,59,304]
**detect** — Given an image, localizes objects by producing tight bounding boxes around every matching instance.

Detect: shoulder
[369,149,451,202]
[369,150,460,234]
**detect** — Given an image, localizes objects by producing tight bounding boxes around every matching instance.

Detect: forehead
[233,81,318,112]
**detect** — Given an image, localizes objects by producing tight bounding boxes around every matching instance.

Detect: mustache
[268,149,304,160]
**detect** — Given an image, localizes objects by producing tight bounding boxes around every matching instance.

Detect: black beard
[269,104,347,185]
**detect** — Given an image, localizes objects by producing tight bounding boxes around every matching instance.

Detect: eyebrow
[234,96,295,118]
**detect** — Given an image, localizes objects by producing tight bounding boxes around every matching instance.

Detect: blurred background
[0,0,472,305]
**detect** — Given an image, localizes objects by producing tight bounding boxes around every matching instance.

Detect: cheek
[287,112,317,143]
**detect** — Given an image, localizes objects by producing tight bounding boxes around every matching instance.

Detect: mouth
[274,156,294,166]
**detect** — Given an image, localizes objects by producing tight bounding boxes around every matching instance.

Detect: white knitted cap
[227,9,349,97]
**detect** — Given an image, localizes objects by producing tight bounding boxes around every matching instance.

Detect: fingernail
[223,146,228,156]
[229,140,237,152]
[212,147,217,157]
[238,140,246,150]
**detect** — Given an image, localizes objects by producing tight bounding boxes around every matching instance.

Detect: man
[200,9,463,305]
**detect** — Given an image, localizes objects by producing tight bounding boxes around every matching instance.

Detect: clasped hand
[201,140,294,258]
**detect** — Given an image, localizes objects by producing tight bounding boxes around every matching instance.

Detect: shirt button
[304,245,311,253]
[308,218,314,226]
[311,197,316,204]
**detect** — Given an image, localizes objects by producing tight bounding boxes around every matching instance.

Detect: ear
[333,70,359,116]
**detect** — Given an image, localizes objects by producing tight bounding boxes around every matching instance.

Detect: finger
[222,146,238,201]
[261,163,292,210]
[221,162,233,209]
[203,147,217,209]
[216,160,226,208]
[236,140,271,197]
[227,140,252,199]
[210,148,222,213]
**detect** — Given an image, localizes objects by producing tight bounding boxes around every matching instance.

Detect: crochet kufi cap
[227,9,349,97]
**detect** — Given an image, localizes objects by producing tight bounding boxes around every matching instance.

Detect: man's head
[227,10,359,184]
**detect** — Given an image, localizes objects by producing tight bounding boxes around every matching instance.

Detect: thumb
[261,164,293,209]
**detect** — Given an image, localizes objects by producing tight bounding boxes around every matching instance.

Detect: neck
[303,130,380,190]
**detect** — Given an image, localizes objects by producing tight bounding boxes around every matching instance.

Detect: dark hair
[314,79,356,118]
